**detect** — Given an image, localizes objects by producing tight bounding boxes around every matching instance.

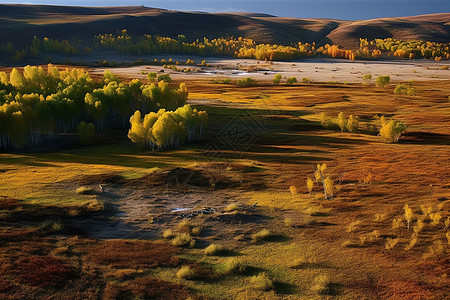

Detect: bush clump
[394,83,416,95]
[176,265,196,279]
[379,120,407,143]
[237,77,256,87]
[376,75,390,88]
[204,244,226,256]
[172,233,195,247]
[249,272,274,291]
[272,73,282,85]
[222,259,247,274]
[286,77,297,85]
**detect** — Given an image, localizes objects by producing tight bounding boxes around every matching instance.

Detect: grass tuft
[249,272,274,291]
[176,265,196,280]
[251,229,271,242]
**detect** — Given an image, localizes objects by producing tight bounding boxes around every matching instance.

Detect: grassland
[0,69,449,299]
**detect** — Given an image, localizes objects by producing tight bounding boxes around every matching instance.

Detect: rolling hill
[0,4,449,48]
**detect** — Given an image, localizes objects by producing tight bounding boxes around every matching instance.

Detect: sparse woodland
[0,65,206,149]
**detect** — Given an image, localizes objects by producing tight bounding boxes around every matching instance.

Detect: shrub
[157,74,172,83]
[394,84,416,95]
[225,203,239,212]
[319,112,331,128]
[177,219,194,232]
[337,112,347,131]
[176,265,195,279]
[251,229,271,242]
[211,78,231,84]
[379,120,407,142]
[362,74,372,85]
[147,72,157,81]
[272,73,282,85]
[172,233,195,247]
[204,244,226,256]
[376,75,390,88]
[237,77,256,87]
[346,115,359,132]
[310,275,330,294]
[163,229,175,239]
[222,259,247,274]
[302,77,311,83]
[250,272,274,291]
[286,77,297,85]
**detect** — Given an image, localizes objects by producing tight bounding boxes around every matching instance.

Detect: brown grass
[377,279,434,300]
[85,240,180,268]
[14,256,72,286]
[103,276,193,300]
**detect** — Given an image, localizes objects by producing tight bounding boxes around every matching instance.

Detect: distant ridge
[0,4,448,48]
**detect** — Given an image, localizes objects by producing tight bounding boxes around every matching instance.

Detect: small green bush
[394,84,416,95]
[157,74,172,83]
[302,77,311,84]
[147,72,157,81]
[376,75,390,88]
[237,77,256,87]
[272,73,282,85]
[286,77,297,85]
[362,74,372,86]
[211,78,231,84]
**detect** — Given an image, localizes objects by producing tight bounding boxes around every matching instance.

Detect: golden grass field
[0,68,449,299]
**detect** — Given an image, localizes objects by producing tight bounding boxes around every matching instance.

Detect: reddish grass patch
[103,276,193,300]
[0,197,21,210]
[377,279,434,300]
[15,256,72,286]
[417,257,450,277]
[85,240,180,268]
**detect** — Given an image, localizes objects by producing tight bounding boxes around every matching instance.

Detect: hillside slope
[0,4,448,47]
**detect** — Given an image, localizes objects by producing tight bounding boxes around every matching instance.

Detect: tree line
[1,31,448,64]
[0,65,201,150]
